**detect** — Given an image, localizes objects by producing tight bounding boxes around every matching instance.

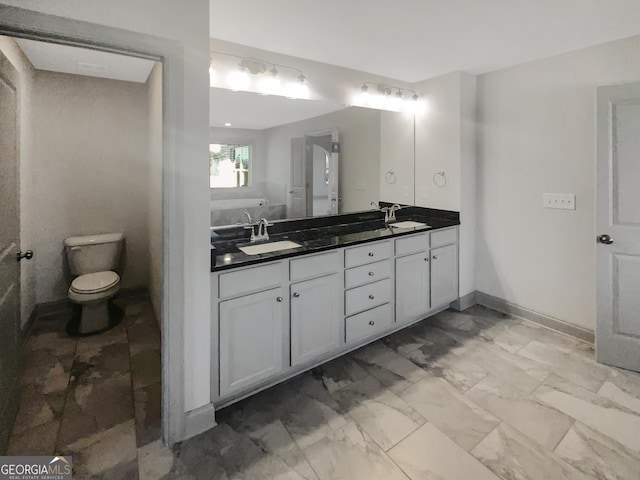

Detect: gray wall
[29,70,150,303]
[476,34,640,331]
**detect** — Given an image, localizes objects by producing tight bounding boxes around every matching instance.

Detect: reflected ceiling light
[357,82,420,113]
[209,62,216,87]
[224,122,232,126]
[212,50,308,99]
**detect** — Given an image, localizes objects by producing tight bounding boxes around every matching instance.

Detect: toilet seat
[70,271,120,294]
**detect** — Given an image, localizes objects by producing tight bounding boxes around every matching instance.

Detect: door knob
[598,234,614,245]
[16,250,34,262]
[276,297,283,302]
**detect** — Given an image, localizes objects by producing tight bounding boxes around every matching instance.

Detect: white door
[395,251,430,323]
[287,137,306,218]
[290,274,341,366]
[0,48,21,453]
[219,288,286,396]
[596,83,640,372]
[430,244,458,308]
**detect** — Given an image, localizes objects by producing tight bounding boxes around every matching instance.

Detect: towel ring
[433,170,446,187]
[385,170,397,184]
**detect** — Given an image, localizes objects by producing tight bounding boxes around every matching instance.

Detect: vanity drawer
[219,262,283,298]
[345,303,393,343]
[345,278,392,316]
[345,260,391,289]
[430,227,457,248]
[290,250,341,281]
[395,233,428,256]
[345,240,392,268]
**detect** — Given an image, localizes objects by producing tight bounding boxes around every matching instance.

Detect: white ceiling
[209,0,640,82]
[209,88,346,129]
[15,38,155,83]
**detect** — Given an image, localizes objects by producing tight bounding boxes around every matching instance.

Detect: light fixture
[224,122,232,127]
[259,66,281,95]
[286,74,309,99]
[227,64,250,91]
[212,50,308,99]
[357,82,420,113]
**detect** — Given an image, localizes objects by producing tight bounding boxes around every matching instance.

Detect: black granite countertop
[211,206,460,271]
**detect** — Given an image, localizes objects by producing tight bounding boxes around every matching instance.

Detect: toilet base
[66,300,124,337]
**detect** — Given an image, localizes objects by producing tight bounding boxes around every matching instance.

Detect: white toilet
[64,232,124,334]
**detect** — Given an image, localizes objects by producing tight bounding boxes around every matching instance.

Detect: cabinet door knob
[293,292,300,298]
[432,255,438,260]
[368,252,374,257]
[369,321,375,326]
[369,294,375,300]
[368,271,374,276]
[424,257,429,262]
[276,297,283,302]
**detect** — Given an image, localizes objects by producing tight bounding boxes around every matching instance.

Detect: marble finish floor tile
[388,422,500,480]
[301,421,409,480]
[518,340,609,392]
[554,421,640,480]
[597,368,640,415]
[535,374,640,452]
[330,375,426,451]
[471,422,590,480]
[399,375,499,451]
[465,374,573,450]
[8,295,161,478]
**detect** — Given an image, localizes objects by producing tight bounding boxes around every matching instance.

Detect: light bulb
[227,68,250,91]
[259,69,281,95]
[286,75,309,99]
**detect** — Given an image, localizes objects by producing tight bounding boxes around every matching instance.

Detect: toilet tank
[64,233,124,275]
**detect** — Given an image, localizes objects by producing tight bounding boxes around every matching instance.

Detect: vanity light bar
[210,51,309,99]
[359,82,421,113]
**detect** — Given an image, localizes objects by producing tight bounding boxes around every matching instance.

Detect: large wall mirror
[210,87,415,226]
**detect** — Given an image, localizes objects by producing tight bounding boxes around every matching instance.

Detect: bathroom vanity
[210,207,459,407]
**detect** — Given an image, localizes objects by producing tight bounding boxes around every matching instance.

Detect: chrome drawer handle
[368,271,374,276]
[369,295,375,300]
[276,297,283,302]
[293,292,300,298]
[368,252,374,257]
[369,321,375,326]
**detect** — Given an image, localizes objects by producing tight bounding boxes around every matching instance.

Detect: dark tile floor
[7,295,161,479]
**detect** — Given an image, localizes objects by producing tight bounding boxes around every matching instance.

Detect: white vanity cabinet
[290,250,342,367]
[212,226,459,405]
[219,287,286,396]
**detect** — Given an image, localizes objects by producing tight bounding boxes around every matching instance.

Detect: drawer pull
[368,271,374,276]
[368,252,374,257]
[369,320,375,326]
[276,297,283,302]
[293,292,300,298]
[369,295,375,300]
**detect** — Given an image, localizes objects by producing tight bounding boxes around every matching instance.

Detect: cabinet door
[431,244,458,307]
[291,274,341,366]
[219,288,286,396]
[395,251,430,323]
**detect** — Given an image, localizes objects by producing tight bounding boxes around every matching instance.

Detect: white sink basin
[239,240,302,255]
[390,221,429,229]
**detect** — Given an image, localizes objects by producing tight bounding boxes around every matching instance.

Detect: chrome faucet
[255,218,272,242]
[370,201,379,210]
[389,204,402,222]
[244,211,253,224]
[243,212,257,242]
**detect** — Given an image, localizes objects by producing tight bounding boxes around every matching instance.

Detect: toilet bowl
[64,233,124,335]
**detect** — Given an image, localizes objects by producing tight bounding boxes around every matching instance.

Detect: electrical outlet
[543,193,576,210]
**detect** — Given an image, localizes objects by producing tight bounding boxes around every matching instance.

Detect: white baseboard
[183,403,217,440]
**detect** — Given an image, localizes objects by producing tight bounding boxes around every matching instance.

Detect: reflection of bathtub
[210,198,266,210]
[210,198,286,226]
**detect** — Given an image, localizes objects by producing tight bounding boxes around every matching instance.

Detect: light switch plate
[543,193,575,210]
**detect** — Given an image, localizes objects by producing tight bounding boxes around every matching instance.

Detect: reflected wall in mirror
[209,87,415,226]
